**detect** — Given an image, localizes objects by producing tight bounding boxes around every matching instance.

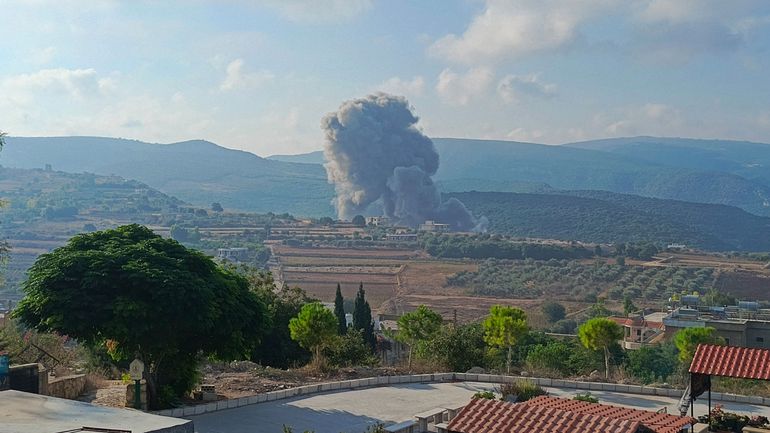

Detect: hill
[5,136,770,217]
[568,136,770,187]
[446,190,770,251]
[268,150,324,164]
[271,137,770,216]
[1,136,333,216]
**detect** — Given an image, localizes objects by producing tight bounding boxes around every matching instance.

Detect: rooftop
[447,398,642,433]
[689,344,770,380]
[523,396,694,433]
[0,390,192,433]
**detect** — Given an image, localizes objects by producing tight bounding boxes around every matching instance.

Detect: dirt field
[269,244,596,323]
[643,251,770,271]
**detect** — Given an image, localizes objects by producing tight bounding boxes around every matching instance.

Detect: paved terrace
[190,382,770,433]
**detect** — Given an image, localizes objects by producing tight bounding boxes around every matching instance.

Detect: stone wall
[48,374,86,400]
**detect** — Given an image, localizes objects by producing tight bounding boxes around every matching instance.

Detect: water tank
[682,295,700,306]
[738,301,759,311]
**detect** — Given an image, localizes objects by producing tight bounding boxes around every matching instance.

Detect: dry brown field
[270,244,597,323]
[643,251,770,271]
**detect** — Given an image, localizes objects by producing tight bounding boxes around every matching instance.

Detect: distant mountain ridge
[270,136,770,216]
[3,135,770,217]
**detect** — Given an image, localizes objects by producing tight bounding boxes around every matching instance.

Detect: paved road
[190,382,770,433]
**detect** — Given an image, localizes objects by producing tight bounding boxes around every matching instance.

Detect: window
[757,337,765,343]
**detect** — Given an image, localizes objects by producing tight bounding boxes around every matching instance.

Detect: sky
[2,0,770,156]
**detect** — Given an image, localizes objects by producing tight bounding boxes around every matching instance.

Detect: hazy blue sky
[2,0,770,156]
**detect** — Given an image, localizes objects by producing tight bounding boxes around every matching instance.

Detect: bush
[525,341,573,376]
[574,392,599,403]
[625,344,678,384]
[541,301,566,323]
[498,380,547,402]
[419,323,487,372]
[473,390,496,400]
[323,329,378,367]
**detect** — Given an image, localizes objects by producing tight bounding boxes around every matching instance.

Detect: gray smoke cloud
[322,93,486,231]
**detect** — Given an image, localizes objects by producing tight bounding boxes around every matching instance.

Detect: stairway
[678,383,691,416]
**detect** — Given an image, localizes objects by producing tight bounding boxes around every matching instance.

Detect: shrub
[323,329,378,367]
[498,380,547,402]
[525,341,573,376]
[625,344,678,384]
[574,392,599,403]
[473,390,496,400]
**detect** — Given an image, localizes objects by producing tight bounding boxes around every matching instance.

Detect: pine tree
[334,283,347,335]
[352,282,376,351]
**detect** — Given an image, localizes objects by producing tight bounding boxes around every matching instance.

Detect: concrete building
[418,220,450,233]
[663,306,770,349]
[365,216,390,227]
[216,247,249,262]
[610,312,667,350]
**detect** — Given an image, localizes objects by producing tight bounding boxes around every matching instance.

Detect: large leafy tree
[420,323,487,372]
[578,317,624,379]
[395,305,443,369]
[248,271,313,369]
[13,224,268,408]
[674,327,724,363]
[483,305,528,373]
[352,283,376,351]
[334,283,347,335]
[289,302,337,365]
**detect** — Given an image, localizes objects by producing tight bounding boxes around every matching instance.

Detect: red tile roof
[523,396,694,433]
[447,398,642,433]
[689,344,770,380]
[609,316,663,329]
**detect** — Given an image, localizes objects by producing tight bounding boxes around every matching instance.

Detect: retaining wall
[153,373,770,418]
[48,374,86,400]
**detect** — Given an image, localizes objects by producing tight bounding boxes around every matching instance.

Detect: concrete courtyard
[190,382,770,433]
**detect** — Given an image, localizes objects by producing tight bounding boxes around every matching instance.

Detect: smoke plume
[322,93,485,231]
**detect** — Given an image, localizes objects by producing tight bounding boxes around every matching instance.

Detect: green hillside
[433,138,770,216]
[270,137,770,216]
[447,191,770,251]
[2,136,334,216]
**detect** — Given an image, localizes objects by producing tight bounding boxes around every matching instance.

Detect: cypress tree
[352,282,376,351]
[334,283,347,335]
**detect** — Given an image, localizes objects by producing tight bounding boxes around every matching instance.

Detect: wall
[152,372,770,419]
[48,374,86,400]
[9,363,47,395]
